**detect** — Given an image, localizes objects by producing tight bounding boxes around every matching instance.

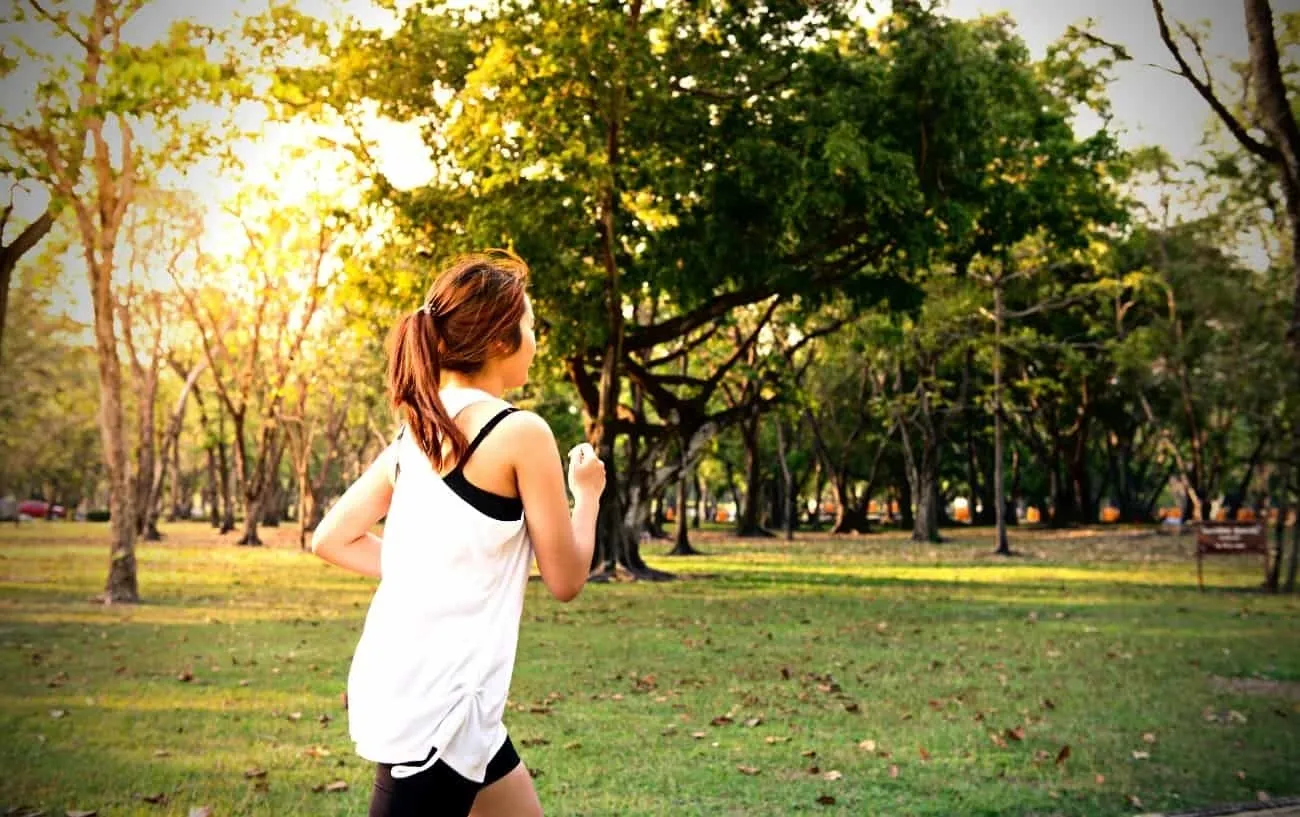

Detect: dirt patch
[1209,675,1300,701]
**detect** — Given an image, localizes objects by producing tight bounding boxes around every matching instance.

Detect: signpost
[1195,521,1268,591]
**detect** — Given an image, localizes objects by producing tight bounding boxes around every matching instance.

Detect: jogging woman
[311,251,604,817]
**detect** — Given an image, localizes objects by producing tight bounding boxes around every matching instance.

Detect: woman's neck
[440,370,506,398]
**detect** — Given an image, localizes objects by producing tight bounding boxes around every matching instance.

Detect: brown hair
[387,250,530,471]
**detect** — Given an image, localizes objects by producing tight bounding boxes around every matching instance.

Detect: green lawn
[1,521,1297,816]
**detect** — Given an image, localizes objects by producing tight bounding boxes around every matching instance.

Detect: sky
[1,0,1268,325]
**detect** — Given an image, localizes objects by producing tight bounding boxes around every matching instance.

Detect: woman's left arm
[310,446,396,578]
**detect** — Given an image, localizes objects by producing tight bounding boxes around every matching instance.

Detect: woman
[311,251,605,817]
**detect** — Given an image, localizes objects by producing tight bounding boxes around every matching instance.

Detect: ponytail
[386,309,468,472]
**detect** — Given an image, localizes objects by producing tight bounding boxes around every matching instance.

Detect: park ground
[0,522,1297,816]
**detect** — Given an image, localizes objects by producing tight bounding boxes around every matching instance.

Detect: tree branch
[1151,0,1281,164]
[26,0,92,50]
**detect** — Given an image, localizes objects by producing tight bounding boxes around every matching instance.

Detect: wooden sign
[1196,521,1268,590]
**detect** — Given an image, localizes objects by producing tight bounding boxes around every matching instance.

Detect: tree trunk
[692,472,702,530]
[93,284,138,602]
[992,281,1010,554]
[1268,466,1289,591]
[216,403,235,533]
[912,464,941,544]
[297,460,312,549]
[735,406,770,537]
[829,475,869,534]
[1285,496,1299,593]
[668,441,699,556]
[133,368,160,541]
[147,356,204,530]
[1241,0,1300,353]
[896,470,914,530]
[775,419,796,542]
[899,413,941,543]
[205,444,219,526]
[1227,433,1269,519]
[964,348,994,526]
[239,493,264,546]
[166,430,184,521]
[805,463,823,529]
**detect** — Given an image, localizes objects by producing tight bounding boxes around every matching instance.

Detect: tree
[283,325,385,549]
[0,187,56,366]
[0,246,100,506]
[1150,1,1300,582]
[1,0,246,600]
[295,0,933,576]
[172,185,341,546]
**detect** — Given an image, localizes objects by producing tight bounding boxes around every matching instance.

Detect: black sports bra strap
[454,407,519,472]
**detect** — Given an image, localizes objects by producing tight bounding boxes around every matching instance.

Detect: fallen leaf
[1055,745,1071,766]
[816,795,836,806]
[801,749,817,758]
[324,780,348,793]
[764,735,790,744]
[918,746,931,761]
[66,810,97,817]
[140,793,168,805]
[49,709,67,719]
[563,741,582,750]
[176,670,194,683]
[690,731,708,739]
[1006,726,1025,742]
[1141,732,1156,744]
[287,712,302,722]
[858,739,877,752]
[1127,794,1143,808]
[1131,751,1150,760]
[823,770,843,781]
[1237,770,1247,781]
[1258,791,1271,803]
[736,764,760,776]
[244,768,267,779]
[889,764,899,778]
[520,738,550,748]
[153,749,170,758]
[1042,698,1056,710]
[188,808,213,817]
[304,745,331,758]
[710,716,733,726]
[742,717,763,728]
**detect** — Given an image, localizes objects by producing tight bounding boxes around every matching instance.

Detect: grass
[1,520,1298,816]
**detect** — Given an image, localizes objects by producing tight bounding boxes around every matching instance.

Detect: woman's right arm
[510,412,604,602]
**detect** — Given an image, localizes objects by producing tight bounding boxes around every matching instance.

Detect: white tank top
[347,387,533,782]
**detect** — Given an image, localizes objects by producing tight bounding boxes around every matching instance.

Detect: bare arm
[510,412,604,602]
[310,445,395,579]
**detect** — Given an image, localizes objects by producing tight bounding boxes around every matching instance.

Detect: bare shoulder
[499,409,555,444]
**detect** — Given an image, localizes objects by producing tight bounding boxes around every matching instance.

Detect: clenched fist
[567,443,606,502]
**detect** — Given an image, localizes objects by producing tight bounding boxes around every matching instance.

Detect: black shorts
[367,736,522,817]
